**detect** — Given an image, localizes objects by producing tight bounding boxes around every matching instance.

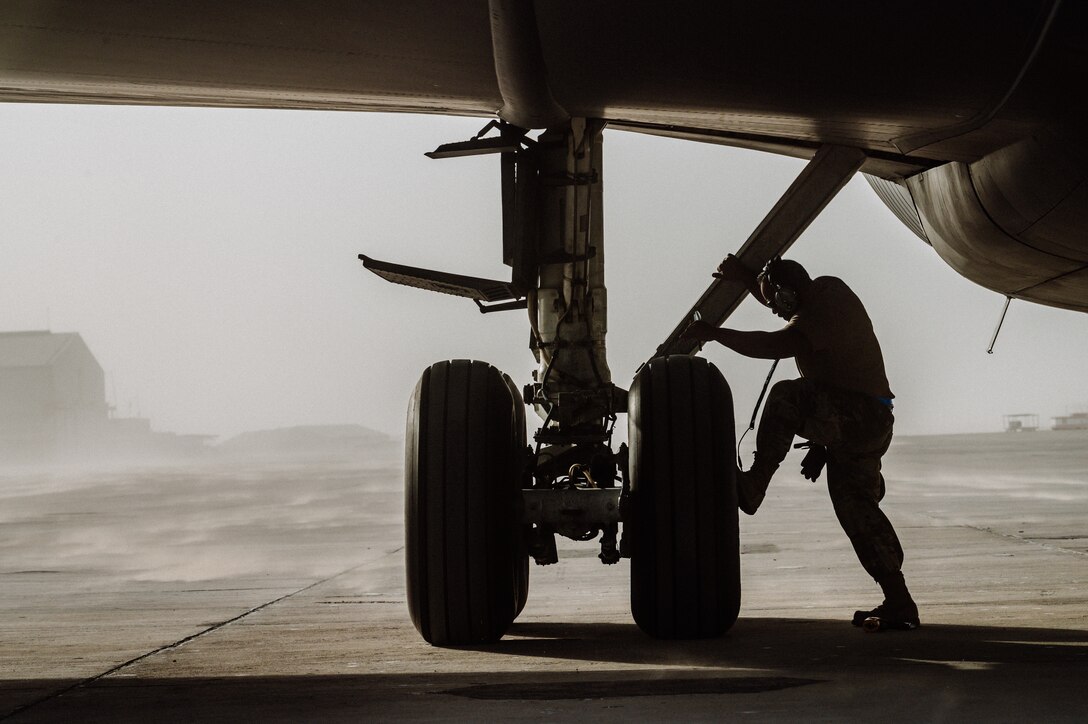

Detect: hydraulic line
[737,358,780,469]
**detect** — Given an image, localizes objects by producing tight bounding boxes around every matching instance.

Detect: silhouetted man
[682,254,919,630]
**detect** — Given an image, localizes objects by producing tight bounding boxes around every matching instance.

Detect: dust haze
[2,104,1087,448]
[2,104,1088,597]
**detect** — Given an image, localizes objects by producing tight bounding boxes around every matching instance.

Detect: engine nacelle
[866,125,1088,313]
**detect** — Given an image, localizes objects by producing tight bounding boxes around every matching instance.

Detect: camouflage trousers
[756,378,904,583]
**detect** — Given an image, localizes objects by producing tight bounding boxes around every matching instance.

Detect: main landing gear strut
[362,119,864,645]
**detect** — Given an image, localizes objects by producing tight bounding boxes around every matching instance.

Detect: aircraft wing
[0,1,1068,168]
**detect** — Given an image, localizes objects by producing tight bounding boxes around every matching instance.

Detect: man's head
[758,257,811,319]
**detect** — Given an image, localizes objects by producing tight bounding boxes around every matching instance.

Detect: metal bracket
[534,430,612,446]
[522,488,622,527]
[538,246,598,265]
[425,135,521,159]
[541,170,600,186]
[424,120,532,159]
[359,254,523,302]
[526,525,559,565]
[474,298,528,314]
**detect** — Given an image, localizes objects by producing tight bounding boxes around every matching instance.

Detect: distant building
[1003,414,1038,432]
[106,415,215,458]
[0,331,109,458]
[1052,412,1088,431]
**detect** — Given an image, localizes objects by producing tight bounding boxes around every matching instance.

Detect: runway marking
[0,548,403,721]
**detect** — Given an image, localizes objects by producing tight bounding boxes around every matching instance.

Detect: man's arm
[682,322,811,360]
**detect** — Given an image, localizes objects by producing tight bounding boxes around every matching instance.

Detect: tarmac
[2,431,1087,721]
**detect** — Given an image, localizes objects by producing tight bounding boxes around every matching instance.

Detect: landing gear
[367,116,819,645]
[628,355,741,638]
[404,360,528,645]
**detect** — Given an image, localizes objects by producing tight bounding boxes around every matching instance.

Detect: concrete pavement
[2,432,1087,721]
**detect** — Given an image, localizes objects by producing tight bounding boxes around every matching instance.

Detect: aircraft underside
[1,0,1085,309]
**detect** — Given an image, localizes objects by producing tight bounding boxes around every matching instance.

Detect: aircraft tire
[628,355,740,638]
[514,550,530,618]
[404,359,528,645]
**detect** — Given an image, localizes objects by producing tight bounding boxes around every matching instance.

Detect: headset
[758,256,798,316]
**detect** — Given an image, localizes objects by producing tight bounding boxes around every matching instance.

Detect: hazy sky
[1,104,1085,438]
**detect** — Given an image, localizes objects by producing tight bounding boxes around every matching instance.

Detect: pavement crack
[963,524,1088,558]
[912,511,1088,559]
[1,562,368,721]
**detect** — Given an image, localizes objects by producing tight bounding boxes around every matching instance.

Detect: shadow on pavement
[495,617,1088,670]
[4,618,1087,722]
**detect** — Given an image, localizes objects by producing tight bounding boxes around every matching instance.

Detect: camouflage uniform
[755,377,903,581]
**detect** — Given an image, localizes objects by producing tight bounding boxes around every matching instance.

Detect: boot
[736,453,778,515]
[852,572,920,628]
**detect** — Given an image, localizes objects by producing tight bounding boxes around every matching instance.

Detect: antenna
[987,296,1013,354]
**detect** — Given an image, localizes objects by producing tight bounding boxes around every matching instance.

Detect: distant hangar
[0,330,108,459]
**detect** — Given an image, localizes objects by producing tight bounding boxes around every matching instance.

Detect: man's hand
[797,443,828,482]
[679,319,719,344]
[713,254,752,282]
